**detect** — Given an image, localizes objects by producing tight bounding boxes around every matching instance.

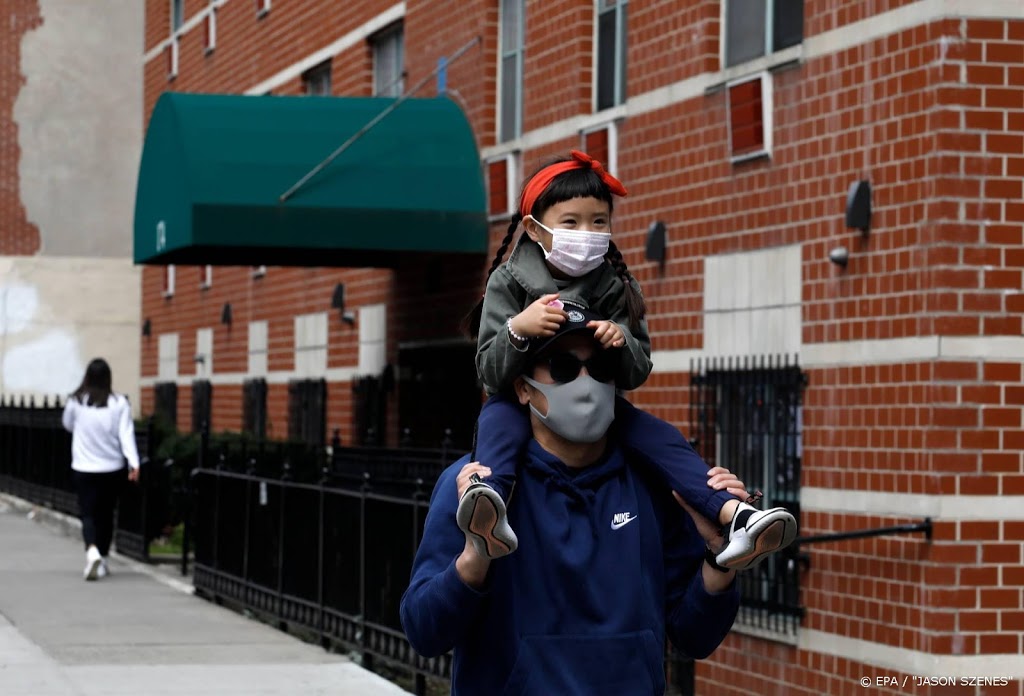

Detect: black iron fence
[191,430,454,693]
[0,396,159,563]
[690,355,806,638]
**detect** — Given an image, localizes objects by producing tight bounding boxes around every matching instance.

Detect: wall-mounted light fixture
[829,246,849,268]
[221,302,233,326]
[645,220,667,267]
[141,318,152,337]
[845,180,872,237]
[331,283,356,325]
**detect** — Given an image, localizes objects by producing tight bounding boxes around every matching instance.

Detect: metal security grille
[192,380,212,433]
[154,382,178,428]
[287,379,327,447]
[242,378,268,439]
[690,355,805,636]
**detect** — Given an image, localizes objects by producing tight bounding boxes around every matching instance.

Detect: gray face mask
[523,374,616,443]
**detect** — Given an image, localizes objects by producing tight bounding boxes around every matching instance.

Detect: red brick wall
[0,0,42,255]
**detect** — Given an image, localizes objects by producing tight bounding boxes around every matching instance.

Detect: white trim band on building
[140,366,359,388]
[799,630,1024,679]
[802,488,1024,521]
[652,335,1024,373]
[144,0,229,63]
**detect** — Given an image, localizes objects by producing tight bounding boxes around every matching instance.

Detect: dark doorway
[398,342,481,451]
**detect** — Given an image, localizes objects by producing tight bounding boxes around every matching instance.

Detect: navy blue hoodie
[400,440,740,695]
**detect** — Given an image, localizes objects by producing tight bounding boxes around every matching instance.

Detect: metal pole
[278,36,482,203]
[795,519,933,545]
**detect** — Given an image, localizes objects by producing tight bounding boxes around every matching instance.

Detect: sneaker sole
[722,510,798,571]
[85,558,101,581]
[457,487,518,559]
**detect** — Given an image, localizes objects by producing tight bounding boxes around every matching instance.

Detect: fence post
[359,470,373,672]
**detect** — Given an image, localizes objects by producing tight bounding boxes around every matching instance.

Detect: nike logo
[610,512,637,530]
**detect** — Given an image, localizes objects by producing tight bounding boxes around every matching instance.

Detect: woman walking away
[62,359,140,581]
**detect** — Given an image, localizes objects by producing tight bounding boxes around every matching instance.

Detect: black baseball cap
[528,301,605,357]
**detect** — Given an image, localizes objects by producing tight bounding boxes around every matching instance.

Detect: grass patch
[148,522,184,557]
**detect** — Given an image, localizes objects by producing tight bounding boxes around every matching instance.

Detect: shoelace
[745,490,764,505]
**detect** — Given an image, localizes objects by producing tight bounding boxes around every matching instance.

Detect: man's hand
[510,293,566,339]
[705,466,749,501]
[455,461,491,499]
[672,492,725,551]
[587,320,624,349]
[455,462,492,589]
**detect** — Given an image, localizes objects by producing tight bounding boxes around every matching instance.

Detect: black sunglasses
[542,352,617,384]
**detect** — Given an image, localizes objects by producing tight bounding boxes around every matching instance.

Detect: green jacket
[477,236,653,394]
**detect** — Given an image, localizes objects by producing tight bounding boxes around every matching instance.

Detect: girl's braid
[605,240,647,333]
[464,213,523,338]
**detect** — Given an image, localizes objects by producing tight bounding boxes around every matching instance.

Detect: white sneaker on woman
[84,547,102,581]
[97,558,109,578]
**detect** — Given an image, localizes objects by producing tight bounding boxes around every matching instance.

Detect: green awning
[134,92,487,266]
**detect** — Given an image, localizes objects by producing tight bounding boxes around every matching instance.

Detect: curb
[0,491,196,596]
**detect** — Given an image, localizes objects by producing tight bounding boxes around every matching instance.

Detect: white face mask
[528,218,611,277]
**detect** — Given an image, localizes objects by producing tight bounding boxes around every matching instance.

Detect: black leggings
[75,469,125,557]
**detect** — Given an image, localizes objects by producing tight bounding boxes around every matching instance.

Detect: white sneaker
[97,559,109,578]
[456,475,517,559]
[84,547,102,581]
[715,502,798,571]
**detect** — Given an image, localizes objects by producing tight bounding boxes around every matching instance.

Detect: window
[154,382,178,428]
[162,265,176,298]
[200,265,213,290]
[191,380,212,433]
[243,379,268,439]
[499,0,524,141]
[580,122,617,175]
[596,0,628,111]
[288,379,326,446]
[724,0,804,68]
[171,0,184,34]
[166,40,179,80]
[690,356,805,638]
[303,60,332,96]
[728,73,773,161]
[205,6,217,53]
[372,24,404,97]
[486,154,519,219]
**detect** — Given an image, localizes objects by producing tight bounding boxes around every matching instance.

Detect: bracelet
[507,318,530,351]
[704,545,732,574]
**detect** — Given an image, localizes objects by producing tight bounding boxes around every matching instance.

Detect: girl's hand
[510,293,566,338]
[588,320,625,348]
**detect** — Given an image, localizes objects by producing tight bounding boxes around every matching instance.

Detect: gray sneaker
[456,474,518,559]
[715,503,798,570]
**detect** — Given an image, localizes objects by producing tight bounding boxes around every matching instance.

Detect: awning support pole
[279,35,483,204]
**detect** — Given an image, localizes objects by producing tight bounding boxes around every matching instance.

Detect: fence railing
[0,396,159,563]
[191,432,452,693]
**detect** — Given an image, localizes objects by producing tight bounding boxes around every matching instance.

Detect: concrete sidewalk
[0,498,410,695]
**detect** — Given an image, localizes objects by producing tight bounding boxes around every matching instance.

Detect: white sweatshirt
[61,393,141,473]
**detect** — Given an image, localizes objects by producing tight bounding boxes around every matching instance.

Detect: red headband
[518,150,628,217]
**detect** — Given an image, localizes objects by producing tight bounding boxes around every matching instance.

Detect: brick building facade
[140,1,1023,693]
